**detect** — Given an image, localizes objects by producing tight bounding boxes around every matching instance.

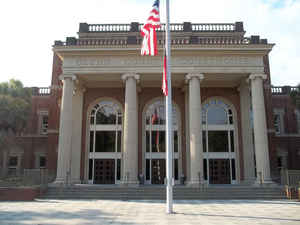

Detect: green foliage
[0,79,32,135]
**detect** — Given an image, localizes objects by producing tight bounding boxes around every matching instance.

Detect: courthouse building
[2,22,300,186]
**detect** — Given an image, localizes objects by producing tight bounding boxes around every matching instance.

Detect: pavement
[0,199,300,225]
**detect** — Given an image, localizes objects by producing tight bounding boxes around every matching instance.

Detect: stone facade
[2,22,299,186]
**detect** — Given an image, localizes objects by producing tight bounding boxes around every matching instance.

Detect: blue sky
[0,0,299,87]
[263,0,296,8]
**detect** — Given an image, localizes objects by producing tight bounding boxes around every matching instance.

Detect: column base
[253,178,277,187]
[120,180,139,187]
[50,177,81,186]
[241,177,257,185]
[70,178,81,184]
[50,178,66,187]
[186,179,205,187]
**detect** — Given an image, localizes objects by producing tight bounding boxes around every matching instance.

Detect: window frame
[38,111,49,135]
[273,108,284,135]
[88,100,123,184]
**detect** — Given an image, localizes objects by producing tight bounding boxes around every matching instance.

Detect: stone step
[41,185,287,200]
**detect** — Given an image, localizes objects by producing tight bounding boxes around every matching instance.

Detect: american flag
[162,52,168,96]
[141,0,160,56]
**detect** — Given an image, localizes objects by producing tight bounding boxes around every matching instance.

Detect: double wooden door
[209,159,231,184]
[94,159,115,184]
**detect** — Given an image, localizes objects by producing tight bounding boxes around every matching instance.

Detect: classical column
[249,74,272,184]
[54,74,76,184]
[185,73,204,185]
[122,73,140,185]
[239,80,256,184]
[183,86,191,182]
[70,86,85,183]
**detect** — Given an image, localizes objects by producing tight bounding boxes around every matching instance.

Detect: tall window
[273,109,284,135]
[202,99,236,184]
[38,111,48,135]
[88,100,122,184]
[8,156,18,176]
[296,110,300,134]
[274,114,281,134]
[144,100,179,184]
[39,156,46,168]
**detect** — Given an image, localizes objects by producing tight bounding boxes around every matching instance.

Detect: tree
[0,79,32,139]
[290,84,300,110]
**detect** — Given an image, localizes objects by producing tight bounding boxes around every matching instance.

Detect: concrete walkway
[0,199,299,225]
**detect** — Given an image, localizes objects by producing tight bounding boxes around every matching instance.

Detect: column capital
[59,74,77,81]
[121,73,140,83]
[185,73,204,83]
[248,73,267,81]
[238,78,250,92]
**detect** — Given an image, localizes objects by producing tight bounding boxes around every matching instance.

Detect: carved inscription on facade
[65,56,262,68]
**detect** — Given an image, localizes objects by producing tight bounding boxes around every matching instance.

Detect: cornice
[53,44,274,56]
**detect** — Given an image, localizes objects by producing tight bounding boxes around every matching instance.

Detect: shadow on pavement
[0,208,136,225]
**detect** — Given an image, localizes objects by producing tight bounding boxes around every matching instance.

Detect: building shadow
[174,212,300,223]
[0,208,136,225]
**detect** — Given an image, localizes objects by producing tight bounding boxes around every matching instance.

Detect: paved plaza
[0,199,299,225]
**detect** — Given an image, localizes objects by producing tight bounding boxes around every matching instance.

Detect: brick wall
[271,93,300,170]
[0,187,42,201]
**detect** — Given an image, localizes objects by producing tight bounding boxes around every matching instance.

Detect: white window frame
[8,153,22,176]
[144,100,181,184]
[38,111,49,135]
[88,101,123,184]
[202,99,237,184]
[273,108,284,135]
[34,152,46,169]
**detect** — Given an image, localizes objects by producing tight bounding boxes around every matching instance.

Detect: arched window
[88,100,122,184]
[202,99,236,184]
[203,99,233,125]
[144,99,180,184]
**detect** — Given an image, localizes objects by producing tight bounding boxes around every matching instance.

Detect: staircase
[41,185,287,200]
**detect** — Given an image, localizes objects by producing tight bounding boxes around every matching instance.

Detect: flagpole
[165,0,173,214]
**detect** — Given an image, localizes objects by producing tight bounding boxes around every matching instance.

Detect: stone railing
[281,169,300,199]
[77,39,128,46]
[271,86,299,95]
[79,22,243,33]
[88,24,131,32]
[32,87,51,96]
[53,22,272,47]
[1,169,56,187]
[149,23,184,32]
[198,37,250,44]
[191,23,235,32]
[281,169,300,186]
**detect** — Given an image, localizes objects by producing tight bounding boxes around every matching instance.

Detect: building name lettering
[70,56,261,68]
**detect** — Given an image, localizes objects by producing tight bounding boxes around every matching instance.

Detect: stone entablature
[64,55,263,68]
[60,55,265,75]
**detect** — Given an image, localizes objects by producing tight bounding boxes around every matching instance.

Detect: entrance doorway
[94,159,115,184]
[88,100,122,184]
[209,159,230,184]
[144,100,180,184]
[202,99,238,184]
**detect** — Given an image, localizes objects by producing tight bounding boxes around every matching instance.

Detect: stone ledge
[0,187,43,201]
